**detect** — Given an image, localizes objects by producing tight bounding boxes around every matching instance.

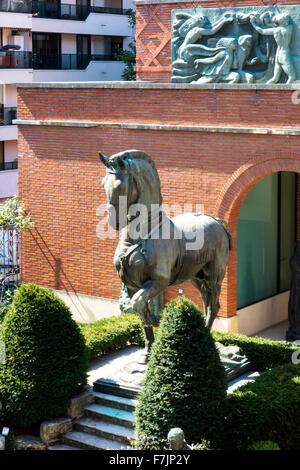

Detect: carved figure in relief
[250,13,295,83]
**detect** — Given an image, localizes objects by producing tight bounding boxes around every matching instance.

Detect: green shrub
[248,441,280,450]
[222,363,300,450]
[79,314,145,360]
[0,283,89,429]
[135,296,227,447]
[212,331,298,371]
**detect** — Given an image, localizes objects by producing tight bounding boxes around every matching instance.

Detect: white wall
[61,34,77,54]
[32,13,133,36]
[4,140,17,162]
[4,84,17,108]
[33,59,125,81]
[91,36,105,54]
[0,13,32,29]
[0,69,33,84]
[0,127,17,141]
[0,170,18,199]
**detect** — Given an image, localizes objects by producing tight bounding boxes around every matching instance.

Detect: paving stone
[15,434,46,450]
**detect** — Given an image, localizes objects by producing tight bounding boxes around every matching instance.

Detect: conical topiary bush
[135,296,227,447]
[0,283,89,429]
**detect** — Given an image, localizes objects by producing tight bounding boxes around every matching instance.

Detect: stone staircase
[48,391,137,450]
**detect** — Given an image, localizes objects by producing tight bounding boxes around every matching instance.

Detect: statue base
[93,342,252,398]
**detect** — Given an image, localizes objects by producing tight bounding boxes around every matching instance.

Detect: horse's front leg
[131,279,168,363]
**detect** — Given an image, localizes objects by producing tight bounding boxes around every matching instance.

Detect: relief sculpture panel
[171,6,300,84]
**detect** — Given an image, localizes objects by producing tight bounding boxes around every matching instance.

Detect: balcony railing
[0,161,18,171]
[0,0,31,13]
[32,52,120,69]
[0,51,120,69]
[0,51,32,68]
[0,107,17,125]
[32,1,131,19]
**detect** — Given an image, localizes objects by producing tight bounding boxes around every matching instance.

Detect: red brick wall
[17,85,300,318]
[136,0,300,82]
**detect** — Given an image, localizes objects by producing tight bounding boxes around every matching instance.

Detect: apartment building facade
[0,0,134,201]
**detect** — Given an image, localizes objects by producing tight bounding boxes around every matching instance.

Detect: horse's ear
[99,152,110,168]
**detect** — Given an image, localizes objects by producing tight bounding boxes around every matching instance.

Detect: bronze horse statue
[100,149,231,362]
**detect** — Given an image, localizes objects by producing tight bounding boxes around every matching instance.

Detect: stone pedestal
[94,343,252,397]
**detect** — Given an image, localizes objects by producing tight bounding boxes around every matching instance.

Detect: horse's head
[100,150,162,231]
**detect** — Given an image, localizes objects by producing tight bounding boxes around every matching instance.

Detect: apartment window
[32,32,61,68]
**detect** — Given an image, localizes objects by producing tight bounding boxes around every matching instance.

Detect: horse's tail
[215,218,232,251]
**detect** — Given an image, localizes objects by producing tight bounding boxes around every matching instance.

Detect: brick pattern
[17,85,300,318]
[135,0,300,82]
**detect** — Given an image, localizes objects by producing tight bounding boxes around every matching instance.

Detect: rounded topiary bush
[0,283,89,428]
[135,296,227,447]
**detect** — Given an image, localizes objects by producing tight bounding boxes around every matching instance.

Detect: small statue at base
[167,428,192,450]
[286,242,300,341]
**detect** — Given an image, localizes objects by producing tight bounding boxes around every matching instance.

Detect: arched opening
[237,171,296,335]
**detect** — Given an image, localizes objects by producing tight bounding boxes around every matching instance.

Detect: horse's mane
[110,150,162,205]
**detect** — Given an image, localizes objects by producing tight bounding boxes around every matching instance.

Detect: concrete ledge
[40,418,73,446]
[12,80,300,90]
[13,118,300,136]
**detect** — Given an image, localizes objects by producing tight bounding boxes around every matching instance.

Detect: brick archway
[216,157,300,318]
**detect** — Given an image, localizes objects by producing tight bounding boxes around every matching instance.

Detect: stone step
[48,444,80,450]
[85,403,135,429]
[63,431,134,450]
[75,416,135,444]
[93,391,137,412]
[93,378,140,399]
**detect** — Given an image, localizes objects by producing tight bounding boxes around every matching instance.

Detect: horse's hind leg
[191,273,222,329]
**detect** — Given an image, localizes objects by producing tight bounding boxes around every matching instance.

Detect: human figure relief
[174,12,235,63]
[250,13,295,83]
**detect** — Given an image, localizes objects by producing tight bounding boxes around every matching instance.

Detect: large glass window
[237,172,296,309]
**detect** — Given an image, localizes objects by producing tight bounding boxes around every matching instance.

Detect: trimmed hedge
[222,363,300,450]
[135,297,227,447]
[0,283,89,429]
[212,331,298,371]
[79,314,145,360]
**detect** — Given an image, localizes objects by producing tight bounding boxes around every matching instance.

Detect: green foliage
[79,314,145,360]
[114,10,136,80]
[135,436,171,450]
[0,196,33,231]
[135,297,227,446]
[212,330,298,371]
[223,363,300,450]
[115,42,136,81]
[0,288,15,323]
[0,283,89,429]
[248,441,280,450]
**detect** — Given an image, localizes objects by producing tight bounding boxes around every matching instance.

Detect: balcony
[0,0,31,13]
[0,161,18,171]
[32,52,120,69]
[32,1,130,20]
[0,107,17,126]
[0,51,32,68]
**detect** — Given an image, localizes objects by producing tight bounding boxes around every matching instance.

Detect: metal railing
[0,161,18,171]
[32,1,130,19]
[32,52,120,69]
[0,51,32,68]
[0,0,31,13]
[0,107,17,126]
